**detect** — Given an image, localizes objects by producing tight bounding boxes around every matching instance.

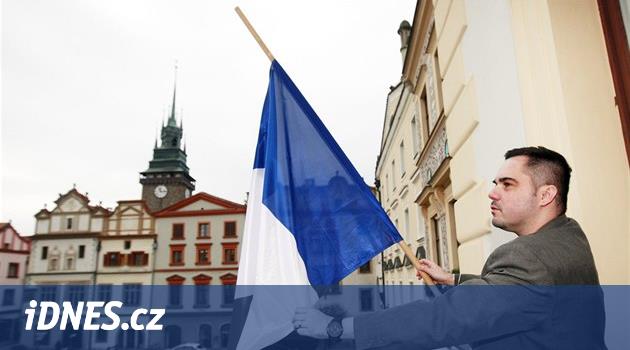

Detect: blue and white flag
[232,61,402,350]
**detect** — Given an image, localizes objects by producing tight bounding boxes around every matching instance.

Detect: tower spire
[168,61,178,127]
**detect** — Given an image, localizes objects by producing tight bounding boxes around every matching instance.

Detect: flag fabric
[232,61,402,350]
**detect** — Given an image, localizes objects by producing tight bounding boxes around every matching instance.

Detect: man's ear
[539,185,558,207]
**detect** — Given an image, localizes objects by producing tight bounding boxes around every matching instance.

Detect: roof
[153,191,246,217]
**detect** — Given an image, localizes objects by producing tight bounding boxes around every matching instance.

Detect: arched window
[220,324,230,348]
[199,324,212,348]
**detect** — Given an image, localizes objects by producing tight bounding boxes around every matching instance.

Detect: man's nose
[488,187,500,201]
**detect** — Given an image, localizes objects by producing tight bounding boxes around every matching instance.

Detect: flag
[231,61,402,350]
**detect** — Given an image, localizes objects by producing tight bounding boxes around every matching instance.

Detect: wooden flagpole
[235,7,275,62]
[234,6,436,288]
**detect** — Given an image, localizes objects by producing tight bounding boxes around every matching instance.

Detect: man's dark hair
[505,146,572,214]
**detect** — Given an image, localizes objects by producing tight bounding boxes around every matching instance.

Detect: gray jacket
[354,215,606,349]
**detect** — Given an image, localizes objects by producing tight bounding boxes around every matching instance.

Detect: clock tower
[140,81,195,212]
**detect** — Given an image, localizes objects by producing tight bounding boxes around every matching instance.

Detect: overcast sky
[1,0,415,234]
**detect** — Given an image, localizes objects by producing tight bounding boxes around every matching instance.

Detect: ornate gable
[154,192,246,217]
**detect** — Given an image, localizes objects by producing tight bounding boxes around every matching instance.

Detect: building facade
[378,0,630,295]
[26,188,109,285]
[0,223,31,346]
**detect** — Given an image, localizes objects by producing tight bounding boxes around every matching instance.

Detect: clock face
[154,185,168,198]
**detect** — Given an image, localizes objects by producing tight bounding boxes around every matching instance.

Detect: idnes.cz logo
[24,300,165,331]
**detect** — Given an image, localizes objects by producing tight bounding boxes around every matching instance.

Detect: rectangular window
[122,284,141,306]
[170,245,185,266]
[22,288,36,304]
[169,285,182,307]
[97,285,112,303]
[224,221,237,237]
[7,263,19,278]
[65,285,85,305]
[78,245,85,259]
[432,216,443,267]
[48,258,59,271]
[172,223,184,240]
[222,243,238,265]
[404,208,410,239]
[222,284,235,306]
[196,244,211,265]
[41,246,48,260]
[420,90,429,142]
[104,252,121,267]
[399,141,405,176]
[66,217,73,230]
[124,240,131,250]
[128,252,148,266]
[391,160,396,187]
[198,223,210,238]
[411,115,420,155]
[358,261,371,274]
[360,289,373,311]
[40,286,57,302]
[2,289,15,306]
[195,285,210,308]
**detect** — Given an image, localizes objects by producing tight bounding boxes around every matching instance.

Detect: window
[124,241,131,250]
[411,115,421,155]
[196,244,211,265]
[222,243,238,265]
[221,274,237,306]
[78,245,85,259]
[2,289,15,306]
[360,289,373,311]
[399,141,405,176]
[98,285,112,302]
[170,245,185,266]
[359,261,371,274]
[432,216,443,267]
[22,288,36,304]
[404,208,410,239]
[420,90,429,142]
[48,258,59,271]
[195,285,210,308]
[104,252,121,267]
[7,263,18,278]
[123,284,141,306]
[66,217,73,230]
[65,257,74,270]
[40,286,57,302]
[220,324,231,348]
[199,324,212,348]
[66,285,86,304]
[41,246,48,260]
[391,160,396,187]
[224,221,237,237]
[168,285,182,307]
[198,223,210,238]
[172,224,184,239]
[128,252,148,266]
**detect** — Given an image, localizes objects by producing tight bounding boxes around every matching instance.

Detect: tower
[140,71,195,212]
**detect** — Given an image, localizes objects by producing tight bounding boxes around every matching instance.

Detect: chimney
[398,20,412,66]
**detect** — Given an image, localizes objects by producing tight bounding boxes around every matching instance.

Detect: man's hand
[417,258,455,285]
[293,307,333,339]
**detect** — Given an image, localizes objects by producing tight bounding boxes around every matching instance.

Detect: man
[293,146,606,349]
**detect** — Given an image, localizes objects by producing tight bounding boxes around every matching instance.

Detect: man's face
[488,156,538,234]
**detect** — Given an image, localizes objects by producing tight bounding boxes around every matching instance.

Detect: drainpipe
[374,179,387,309]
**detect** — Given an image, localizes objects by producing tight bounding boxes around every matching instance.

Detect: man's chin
[491,218,507,230]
